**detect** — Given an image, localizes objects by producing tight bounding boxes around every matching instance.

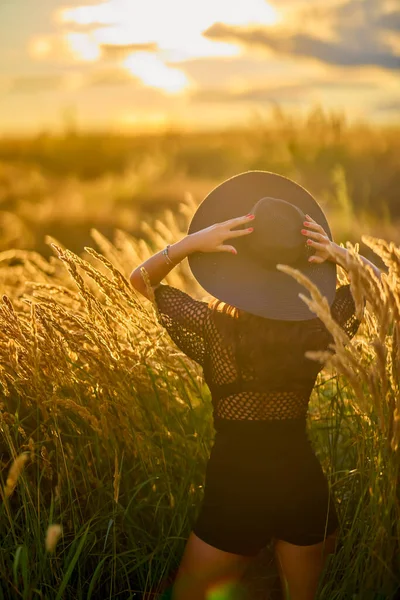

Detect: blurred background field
[0,108,399,264]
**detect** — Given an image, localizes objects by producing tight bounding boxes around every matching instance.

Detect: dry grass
[0,193,399,597]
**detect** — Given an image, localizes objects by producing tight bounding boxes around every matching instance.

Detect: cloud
[84,67,137,87]
[302,80,379,91]
[7,75,65,94]
[204,0,400,71]
[376,11,400,32]
[2,68,138,95]
[55,22,115,33]
[29,33,101,63]
[192,84,305,104]
[324,0,400,33]
[191,78,379,104]
[29,32,160,65]
[374,99,400,112]
[205,23,400,70]
[100,42,158,59]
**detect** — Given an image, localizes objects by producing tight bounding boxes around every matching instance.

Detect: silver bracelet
[162,244,174,266]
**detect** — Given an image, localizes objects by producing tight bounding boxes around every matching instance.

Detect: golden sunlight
[57,0,281,76]
[29,33,101,63]
[29,37,53,59]
[66,33,101,62]
[114,110,169,132]
[54,0,281,93]
[123,53,189,94]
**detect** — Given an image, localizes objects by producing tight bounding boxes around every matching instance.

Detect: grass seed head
[4,453,29,498]
[45,524,63,553]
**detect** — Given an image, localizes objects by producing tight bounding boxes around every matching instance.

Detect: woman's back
[154,282,361,428]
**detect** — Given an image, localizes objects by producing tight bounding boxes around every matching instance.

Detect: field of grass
[0,110,399,599]
[0,108,399,260]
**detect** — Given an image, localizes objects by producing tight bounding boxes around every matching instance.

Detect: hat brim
[187,171,337,321]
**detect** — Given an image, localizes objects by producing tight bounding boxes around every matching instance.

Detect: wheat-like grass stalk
[45,524,63,553]
[140,266,156,306]
[45,397,103,435]
[275,263,350,348]
[279,233,400,453]
[89,228,127,275]
[3,453,29,498]
[0,249,55,275]
[113,449,122,504]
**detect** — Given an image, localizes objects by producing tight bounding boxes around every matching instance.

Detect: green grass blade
[55,524,91,600]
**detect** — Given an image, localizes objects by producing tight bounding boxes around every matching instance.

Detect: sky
[0,0,399,134]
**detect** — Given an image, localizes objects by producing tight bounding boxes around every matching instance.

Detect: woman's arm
[329,242,382,281]
[129,213,255,299]
[129,235,197,300]
[302,214,382,280]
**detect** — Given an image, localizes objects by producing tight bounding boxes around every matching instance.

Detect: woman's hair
[207,297,332,378]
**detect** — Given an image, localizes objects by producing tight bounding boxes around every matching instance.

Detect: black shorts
[192,421,339,557]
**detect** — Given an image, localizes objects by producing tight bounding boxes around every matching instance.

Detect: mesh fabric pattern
[153,284,210,367]
[329,283,361,339]
[217,390,310,420]
[153,283,362,424]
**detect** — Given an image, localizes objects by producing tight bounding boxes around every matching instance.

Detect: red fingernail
[248,227,254,232]
[232,249,237,254]
[307,239,312,244]
[247,214,255,219]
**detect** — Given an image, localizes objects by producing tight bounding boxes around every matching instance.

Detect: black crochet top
[154,283,361,432]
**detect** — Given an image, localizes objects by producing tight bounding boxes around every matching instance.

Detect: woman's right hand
[301,214,337,264]
[188,213,255,254]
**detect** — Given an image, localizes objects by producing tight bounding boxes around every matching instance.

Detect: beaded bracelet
[162,244,174,266]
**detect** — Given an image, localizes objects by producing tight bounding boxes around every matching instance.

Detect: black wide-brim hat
[187,171,337,321]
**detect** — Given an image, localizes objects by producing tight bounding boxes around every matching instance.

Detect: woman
[129,171,381,600]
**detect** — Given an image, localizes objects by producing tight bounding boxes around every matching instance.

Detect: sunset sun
[57,0,280,93]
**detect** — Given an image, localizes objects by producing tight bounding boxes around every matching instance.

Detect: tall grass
[1,109,399,261]
[0,194,399,598]
[279,239,400,599]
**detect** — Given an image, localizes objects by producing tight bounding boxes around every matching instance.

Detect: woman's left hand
[301,214,336,264]
[188,213,255,254]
